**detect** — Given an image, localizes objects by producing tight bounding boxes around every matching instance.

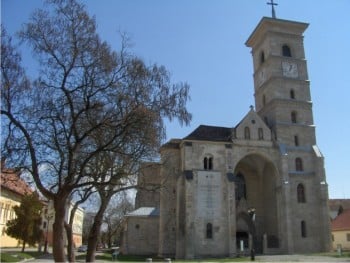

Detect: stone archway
[236,211,255,252]
[234,153,279,254]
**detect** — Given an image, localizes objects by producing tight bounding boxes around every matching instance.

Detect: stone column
[227,176,237,257]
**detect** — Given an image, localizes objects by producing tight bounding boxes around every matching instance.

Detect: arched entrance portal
[234,153,279,254]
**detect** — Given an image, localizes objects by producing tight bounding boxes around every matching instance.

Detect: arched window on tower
[297,183,306,203]
[206,223,213,239]
[295,157,303,171]
[263,95,266,106]
[260,51,265,64]
[282,44,292,57]
[290,89,295,99]
[291,111,297,123]
[294,135,299,146]
[244,127,250,140]
[235,173,247,200]
[301,221,307,238]
[258,128,264,140]
[203,156,213,170]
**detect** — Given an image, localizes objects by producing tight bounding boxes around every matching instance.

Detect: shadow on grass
[0,251,45,262]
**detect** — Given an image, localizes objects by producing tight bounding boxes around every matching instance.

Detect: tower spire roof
[267,0,278,19]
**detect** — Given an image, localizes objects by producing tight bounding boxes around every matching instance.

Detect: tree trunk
[22,241,26,252]
[65,222,75,262]
[52,196,67,262]
[85,194,112,262]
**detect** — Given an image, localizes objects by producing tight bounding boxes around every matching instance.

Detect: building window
[282,44,292,57]
[264,117,269,125]
[295,158,303,171]
[244,127,250,140]
[347,233,350,241]
[260,51,265,64]
[290,89,295,99]
[301,221,307,238]
[206,223,213,239]
[235,173,247,200]
[135,224,140,229]
[291,111,297,123]
[294,135,299,146]
[262,95,266,106]
[204,156,213,170]
[258,128,264,140]
[297,184,306,203]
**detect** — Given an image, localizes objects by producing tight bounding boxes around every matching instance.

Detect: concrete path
[256,254,350,262]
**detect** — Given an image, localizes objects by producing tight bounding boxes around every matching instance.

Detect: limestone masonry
[121,16,331,259]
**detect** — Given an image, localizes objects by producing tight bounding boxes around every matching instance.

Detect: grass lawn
[0,251,45,262]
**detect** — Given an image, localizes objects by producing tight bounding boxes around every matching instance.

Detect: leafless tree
[101,192,133,248]
[1,0,191,262]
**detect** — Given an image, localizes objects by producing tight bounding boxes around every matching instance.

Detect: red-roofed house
[331,209,350,251]
[0,160,33,247]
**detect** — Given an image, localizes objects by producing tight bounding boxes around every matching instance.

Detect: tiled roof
[126,207,159,217]
[0,168,33,196]
[184,125,232,142]
[331,209,350,231]
[329,199,350,211]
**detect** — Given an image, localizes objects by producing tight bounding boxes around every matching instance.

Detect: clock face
[282,61,298,78]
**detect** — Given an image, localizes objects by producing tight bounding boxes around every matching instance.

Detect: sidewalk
[256,254,350,262]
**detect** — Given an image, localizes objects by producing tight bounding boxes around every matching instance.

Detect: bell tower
[246,17,331,253]
[246,17,314,147]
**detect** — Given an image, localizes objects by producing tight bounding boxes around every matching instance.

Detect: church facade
[121,16,331,258]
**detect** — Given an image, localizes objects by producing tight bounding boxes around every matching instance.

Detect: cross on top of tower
[267,0,278,19]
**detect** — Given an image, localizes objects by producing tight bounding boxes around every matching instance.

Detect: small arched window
[290,89,295,99]
[297,184,306,203]
[235,173,247,200]
[206,223,213,239]
[282,45,292,57]
[295,158,303,171]
[244,127,250,140]
[260,51,265,64]
[301,221,307,238]
[262,95,266,106]
[258,128,264,140]
[204,156,213,170]
[291,111,297,123]
[294,135,299,146]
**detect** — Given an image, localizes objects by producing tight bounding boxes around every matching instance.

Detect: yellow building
[42,200,84,248]
[331,209,350,251]
[0,162,33,247]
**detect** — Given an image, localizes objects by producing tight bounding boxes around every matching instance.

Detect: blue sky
[2,0,350,199]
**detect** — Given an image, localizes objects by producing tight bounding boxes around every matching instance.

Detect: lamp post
[248,207,256,261]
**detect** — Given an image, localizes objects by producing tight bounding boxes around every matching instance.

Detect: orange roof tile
[331,209,350,231]
[0,168,33,196]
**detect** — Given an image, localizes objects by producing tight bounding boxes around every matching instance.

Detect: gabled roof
[0,167,33,197]
[184,125,232,142]
[126,207,159,217]
[331,209,350,231]
[234,107,269,130]
[329,199,350,211]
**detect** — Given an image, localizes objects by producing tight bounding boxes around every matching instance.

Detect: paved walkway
[256,254,350,262]
[25,254,350,262]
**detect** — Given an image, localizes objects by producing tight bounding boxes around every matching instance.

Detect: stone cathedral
[121,16,331,259]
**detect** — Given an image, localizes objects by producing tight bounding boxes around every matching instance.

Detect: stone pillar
[184,177,195,259]
[263,233,268,254]
[227,175,237,257]
[280,155,294,253]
